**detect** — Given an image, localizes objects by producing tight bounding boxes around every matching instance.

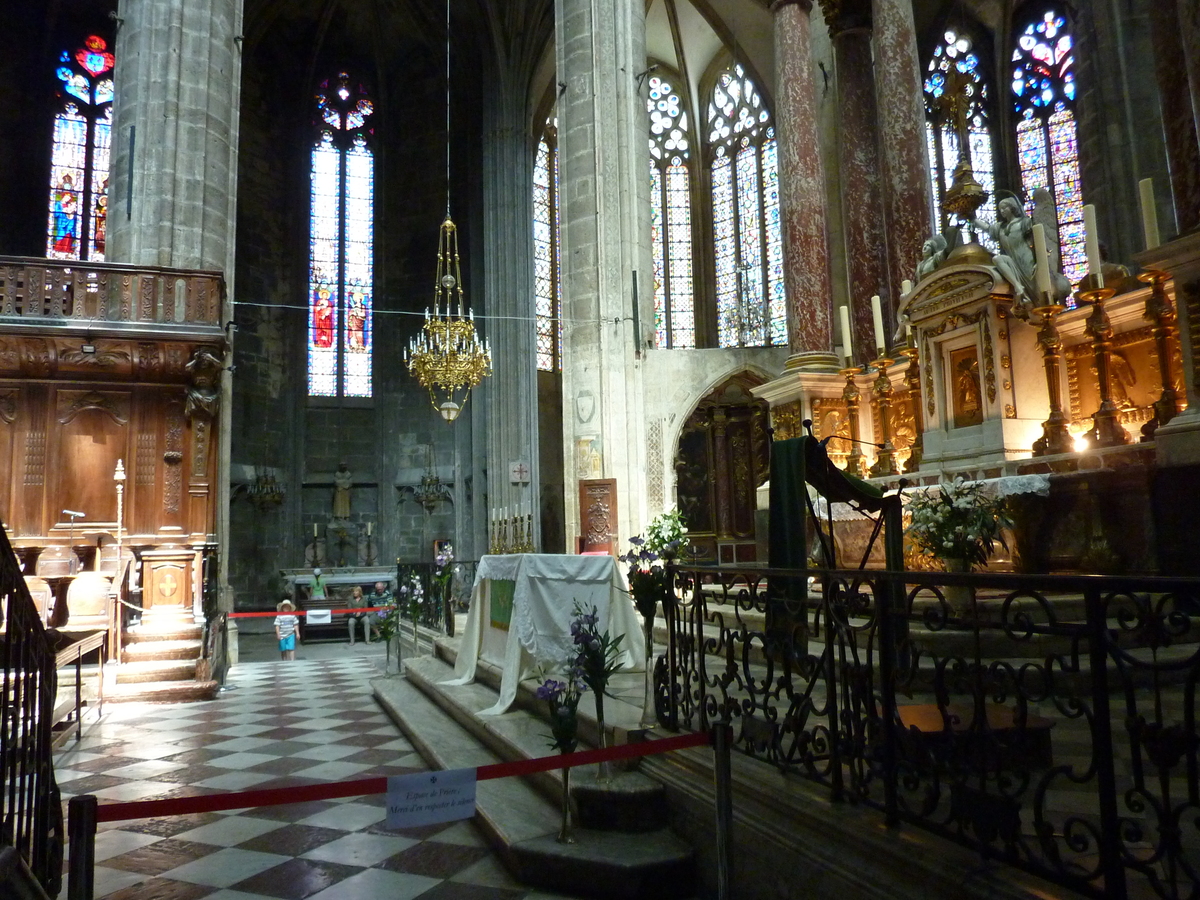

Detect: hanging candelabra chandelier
[403,0,491,423]
[404,216,492,421]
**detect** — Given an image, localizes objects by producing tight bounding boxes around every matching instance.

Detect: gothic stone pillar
[1152,0,1200,234]
[556,0,652,544]
[773,0,837,370]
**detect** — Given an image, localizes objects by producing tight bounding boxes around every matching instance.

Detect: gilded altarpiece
[674,375,770,564]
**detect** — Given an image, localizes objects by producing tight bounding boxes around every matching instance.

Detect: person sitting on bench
[347,585,375,644]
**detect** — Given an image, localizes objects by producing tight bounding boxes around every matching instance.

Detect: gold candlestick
[840,366,867,477]
[899,342,924,473]
[1031,300,1073,456]
[1137,266,1182,438]
[868,357,900,477]
[1078,273,1129,448]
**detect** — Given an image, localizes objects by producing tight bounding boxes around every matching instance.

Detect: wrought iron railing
[657,564,1200,900]
[0,525,63,897]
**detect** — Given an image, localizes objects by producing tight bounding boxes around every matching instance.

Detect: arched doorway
[674,372,770,564]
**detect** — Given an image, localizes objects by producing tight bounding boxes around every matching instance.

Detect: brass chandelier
[403,0,492,422]
[405,216,492,421]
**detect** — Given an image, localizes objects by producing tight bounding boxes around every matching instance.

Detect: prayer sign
[305,609,332,625]
[386,769,477,828]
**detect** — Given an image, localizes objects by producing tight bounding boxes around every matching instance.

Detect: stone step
[402,654,670,832]
[115,659,196,684]
[373,674,695,899]
[106,679,219,703]
[125,623,203,643]
[122,639,202,663]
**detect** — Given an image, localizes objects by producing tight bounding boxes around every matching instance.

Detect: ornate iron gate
[0,525,63,897]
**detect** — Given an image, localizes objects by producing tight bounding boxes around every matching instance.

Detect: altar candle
[870,294,886,354]
[1032,223,1052,298]
[1139,178,1160,250]
[313,522,318,538]
[1083,204,1104,287]
[838,305,853,363]
[367,522,372,536]
[901,279,912,297]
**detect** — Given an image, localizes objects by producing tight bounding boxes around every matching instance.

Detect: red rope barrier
[228,607,390,618]
[93,731,711,823]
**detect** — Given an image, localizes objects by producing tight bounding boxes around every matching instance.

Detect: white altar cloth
[443,553,645,716]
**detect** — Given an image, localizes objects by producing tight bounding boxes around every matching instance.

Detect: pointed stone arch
[672,369,770,564]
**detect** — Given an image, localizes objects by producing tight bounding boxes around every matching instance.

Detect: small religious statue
[185,346,223,420]
[972,197,1071,312]
[333,463,353,519]
[916,234,948,282]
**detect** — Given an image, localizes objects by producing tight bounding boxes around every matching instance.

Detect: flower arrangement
[571,603,624,696]
[620,511,687,619]
[536,670,587,754]
[904,477,1013,570]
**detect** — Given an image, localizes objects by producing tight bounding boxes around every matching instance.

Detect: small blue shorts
[279,634,296,652]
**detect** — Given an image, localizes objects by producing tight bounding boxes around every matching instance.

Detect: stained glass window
[1012,7,1085,286]
[923,28,997,249]
[647,74,695,349]
[706,64,784,348]
[308,73,375,398]
[533,122,562,371]
[47,35,113,261]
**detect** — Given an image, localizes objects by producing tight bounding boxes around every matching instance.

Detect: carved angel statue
[972,195,1071,312]
[916,234,948,282]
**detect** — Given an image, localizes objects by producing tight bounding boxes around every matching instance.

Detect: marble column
[831,24,887,364]
[556,0,652,544]
[479,9,550,549]
[872,0,932,333]
[108,0,241,615]
[1153,0,1200,234]
[772,0,836,370]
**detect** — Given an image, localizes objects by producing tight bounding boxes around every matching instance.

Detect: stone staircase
[374,637,696,900]
[109,608,219,702]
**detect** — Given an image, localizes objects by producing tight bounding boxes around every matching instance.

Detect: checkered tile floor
[57,657,580,900]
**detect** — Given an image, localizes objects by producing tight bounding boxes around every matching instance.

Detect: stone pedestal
[906,263,1046,466]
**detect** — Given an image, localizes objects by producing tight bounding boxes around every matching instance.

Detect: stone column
[1152,0,1200,234]
[772,0,836,370]
[479,12,548,548]
[108,0,241,272]
[872,0,932,330]
[1179,0,1200,157]
[557,0,652,545]
[108,0,242,616]
[828,18,887,364]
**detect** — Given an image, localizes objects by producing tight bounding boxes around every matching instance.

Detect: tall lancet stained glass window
[924,28,997,246]
[47,35,113,261]
[308,72,375,398]
[648,74,695,349]
[1011,7,1084,286]
[707,64,784,349]
[533,122,562,371]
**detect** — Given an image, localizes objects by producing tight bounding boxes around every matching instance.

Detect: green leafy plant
[904,477,1013,570]
[571,602,624,698]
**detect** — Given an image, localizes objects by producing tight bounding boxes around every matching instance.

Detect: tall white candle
[1032,223,1053,297]
[1138,178,1160,250]
[313,522,319,538]
[838,305,853,363]
[367,521,372,536]
[1083,204,1104,287]
[900,279,913,297]
[870,294,885,353]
